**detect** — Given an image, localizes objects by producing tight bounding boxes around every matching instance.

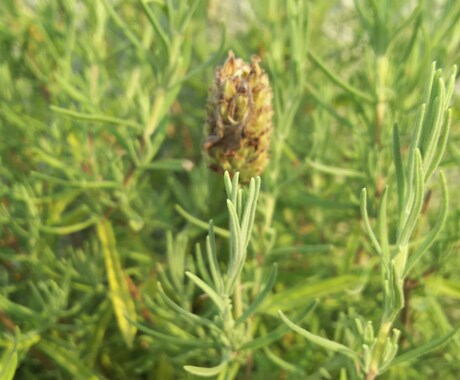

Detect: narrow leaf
[50,105,142,129]
[207,221,224,294]
[390,260,404,313]
[425,277,460,300]
[240,177,256,245]
[263,346,304,374]
[389,326,460,368]
[0,350,17,380]
[39,215,100,235]
[224,171,233,199]
[360,188,382,256]
[407,104,426,192]
[444,65,457,104]
[38,339,99,379]
[235,264,278,325]
[132,321,215,348]
[175,205,229,238]
[398,150,424,245]
[157,283,219,331]
[378,186,390,266]
[307,51,375,102]
[306,159,365,178]
[139,0,170,55]
[195,243,213,285]
[405,171,448,275]
[261,275,360,315]
[230,172,240,205]
[421,83,445,177]
[226,200,244,294]
[242,301,317,351]
[185,271,224,312]
[97,219,137,347]
[393,124,405,214]
[425,109,451,181]
[244,177,261,249]
[279,311,359,361]
[184,361,227,377]
[0,295,36,319]
[422,62,437,104]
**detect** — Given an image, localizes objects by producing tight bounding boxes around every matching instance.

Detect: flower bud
[203,51,273,182]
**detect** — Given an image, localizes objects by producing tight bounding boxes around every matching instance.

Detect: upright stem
[233,277,243,320]
[367,246,407,378]
[366,318,393,380]
[374,55,388,147]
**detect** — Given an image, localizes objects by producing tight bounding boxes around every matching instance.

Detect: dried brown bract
[203,51,273,182]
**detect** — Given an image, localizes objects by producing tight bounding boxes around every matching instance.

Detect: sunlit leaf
[97,219,137,347]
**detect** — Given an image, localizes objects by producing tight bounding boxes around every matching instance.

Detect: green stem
[367,319,393,379]
[374,55,389,147]
[233,278,243,320]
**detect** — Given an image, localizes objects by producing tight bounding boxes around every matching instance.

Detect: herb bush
[0,1,459,379]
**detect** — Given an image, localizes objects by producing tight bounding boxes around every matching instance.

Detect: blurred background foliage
[0,0,459,379]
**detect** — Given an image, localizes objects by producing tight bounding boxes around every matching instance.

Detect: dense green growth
[0,1,459,379]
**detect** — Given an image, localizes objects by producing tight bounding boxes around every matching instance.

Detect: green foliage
[0,0,459,379]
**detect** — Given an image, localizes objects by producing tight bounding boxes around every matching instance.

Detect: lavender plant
[0,0,459,379]
[146,173,278,378]
[280,62,458,380]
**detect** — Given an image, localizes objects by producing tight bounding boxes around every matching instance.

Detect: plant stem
[233,277,243,320]
[374,55,389,147]
[367,319,393,379]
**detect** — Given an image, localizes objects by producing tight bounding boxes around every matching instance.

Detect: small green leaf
[157,283,219,331]
[184,361,227,377]
[235,264,278,325]
[425,276,460,299]
[226,199,244,294]
[0,350,17,380]
[305,159,365,178]
[444,65,457,102]
[185,271,224,312]
[140,158,193,171]
[195,243,213,285]
[389,260,404,313]
[240,176,260,249]
[360,188,383,257]
[421,82,445,178]
[175,205,230,238]
[223,171,233,199]
[97,219,137,347]
[405,171,448,275]
[392,124,405,214]
[39,215,100,235]
[307,51,375,102]
[242,301,317,351]
[132,321,215,348]
[279,311,359,361]
[388,326,460,368]
[230,172,240,205]
[406,104,426,193]
[422,62,437,104]
[378,186,390,265]
[50,105,142,130]
[263,345,304,374]
[139,0,171,55]
[398,149,424,246]
[261,275,360,315]
[0,295,36,320]
[425,108,451,181]
[207,221,224,294]
[38,339,99,380]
